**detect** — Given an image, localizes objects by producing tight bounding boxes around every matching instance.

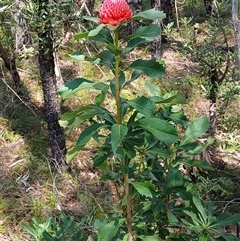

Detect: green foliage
[55,7,240,241]
[21,214,89,241]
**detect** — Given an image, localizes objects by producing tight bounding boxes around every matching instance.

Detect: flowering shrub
[57,1,240,241]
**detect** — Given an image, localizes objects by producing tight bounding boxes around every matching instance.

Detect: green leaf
[145,81,161,96]
[150,94,186,104]
[181,159,213,170]
[146,148,171,159]
[180,116,209,145]
[168,210,179,225]
[214,230,240,241]
[93,152,111,168]
[67,53,86,61]
[111,124,128,155]
[129,59,165,78]
[123,37,150,55]
[169,112,188,125]
[66,123,109,163]
[88,24,105,37]
[182,137,215,157]
[136,118,178,145]
[132,9,166,21]
[214,213,240,228]
[139,235,164,241]
[89,28,113,44]
[127,96,156,117]
[192,195,207,224]
[106,43,121,55]
[98,219,125,241]
[94,82,109,105]
[123,70,142,87]
[58,78,94,99]
[127,24,161,40]
[166,168,183,188]
[131,181,155,198]
[82,16,98,23]
[98,50,115,69]
[116,233,130,241]
[74,32,89,40]
[74,24,105,39]
[66,51,101,64]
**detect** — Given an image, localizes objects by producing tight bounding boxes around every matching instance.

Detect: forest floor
[0,35,240,240]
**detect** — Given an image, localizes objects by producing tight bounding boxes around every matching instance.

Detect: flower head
[99,0,132,26]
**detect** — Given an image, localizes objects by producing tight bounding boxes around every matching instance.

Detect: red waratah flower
[99,0,132,26]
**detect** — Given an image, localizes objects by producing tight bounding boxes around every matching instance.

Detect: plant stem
[114,29,121,124]
[124,172,133,241]
[114,29,132,241]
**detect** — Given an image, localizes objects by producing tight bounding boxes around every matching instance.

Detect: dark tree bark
[127,0,142,34]
[159,0,175,26]
[203,0,214,17]
[151,0,162,58]
[0,40,22,88]
[38,0,66,167]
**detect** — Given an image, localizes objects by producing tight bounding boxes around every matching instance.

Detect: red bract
[99,0,132,26]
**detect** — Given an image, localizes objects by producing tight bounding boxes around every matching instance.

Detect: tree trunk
[232,0,240,75]
[38,0,66,167]
[160,0,175,26]
[0,40,22,88]
[151,0,162,59]
[13,0,32,53]
[203,0,214,17]
[208,72,218,136]
[127,0,142,33]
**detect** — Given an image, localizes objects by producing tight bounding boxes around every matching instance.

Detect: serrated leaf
[131,181,155,198]
[111,124,128,155]
[129,59,165,78]
[127,96,156,117]
[136,118,178,145]
[132,9,166,21]
[180,116,209,145]
[98,219,125,241]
